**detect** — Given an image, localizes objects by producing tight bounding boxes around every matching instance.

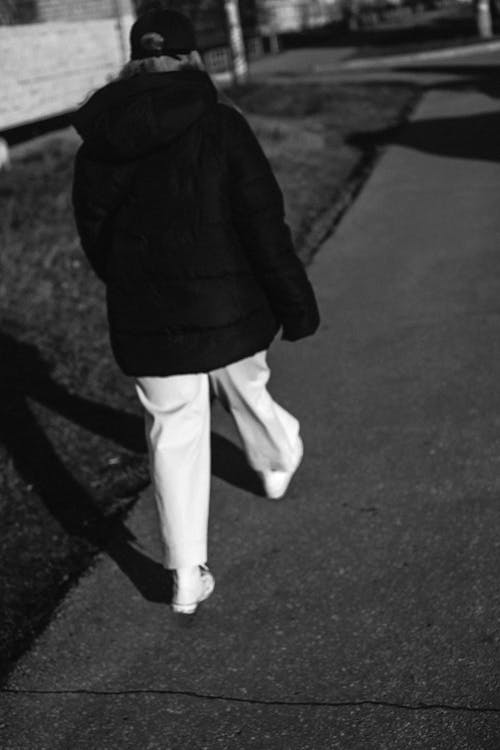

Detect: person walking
[72,9,320,614]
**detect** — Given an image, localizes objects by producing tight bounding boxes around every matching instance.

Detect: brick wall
[0,1,134,130]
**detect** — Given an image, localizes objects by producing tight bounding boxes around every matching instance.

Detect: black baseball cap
[130,9,197,60]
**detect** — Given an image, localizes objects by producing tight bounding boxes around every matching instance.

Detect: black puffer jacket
[72,70,319,376]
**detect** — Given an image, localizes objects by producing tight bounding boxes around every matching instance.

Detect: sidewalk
[249,41,500,88]
[249,40,500,79]
[3,63,500,749]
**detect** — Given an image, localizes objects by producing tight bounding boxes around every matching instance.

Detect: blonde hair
[119,50,205,79]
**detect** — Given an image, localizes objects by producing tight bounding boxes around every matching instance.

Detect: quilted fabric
[72,70,319,375]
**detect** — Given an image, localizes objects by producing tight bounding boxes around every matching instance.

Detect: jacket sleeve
[72,144,134,282]
[223,105,320,341]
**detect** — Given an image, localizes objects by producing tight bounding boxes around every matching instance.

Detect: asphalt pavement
[2,49,500,749]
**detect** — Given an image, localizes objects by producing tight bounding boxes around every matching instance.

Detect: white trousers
[135,351,300,569]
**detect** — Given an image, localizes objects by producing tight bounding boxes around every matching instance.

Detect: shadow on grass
[0,329,262,606]
[0,329,171,605]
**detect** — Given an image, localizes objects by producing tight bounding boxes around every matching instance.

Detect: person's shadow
[0,328,262,605]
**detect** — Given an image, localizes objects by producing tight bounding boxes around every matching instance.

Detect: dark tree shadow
[395,63,500,101]
[349,106,500,163]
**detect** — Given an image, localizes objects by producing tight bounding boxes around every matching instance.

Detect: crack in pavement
[1,688,499,713]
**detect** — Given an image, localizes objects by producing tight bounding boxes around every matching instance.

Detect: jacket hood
[72,70,217,161]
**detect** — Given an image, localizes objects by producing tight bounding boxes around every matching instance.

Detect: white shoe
[171,564,215,615]
[260,437,304,500]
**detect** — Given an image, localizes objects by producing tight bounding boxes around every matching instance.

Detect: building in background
[0,0,340,132]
